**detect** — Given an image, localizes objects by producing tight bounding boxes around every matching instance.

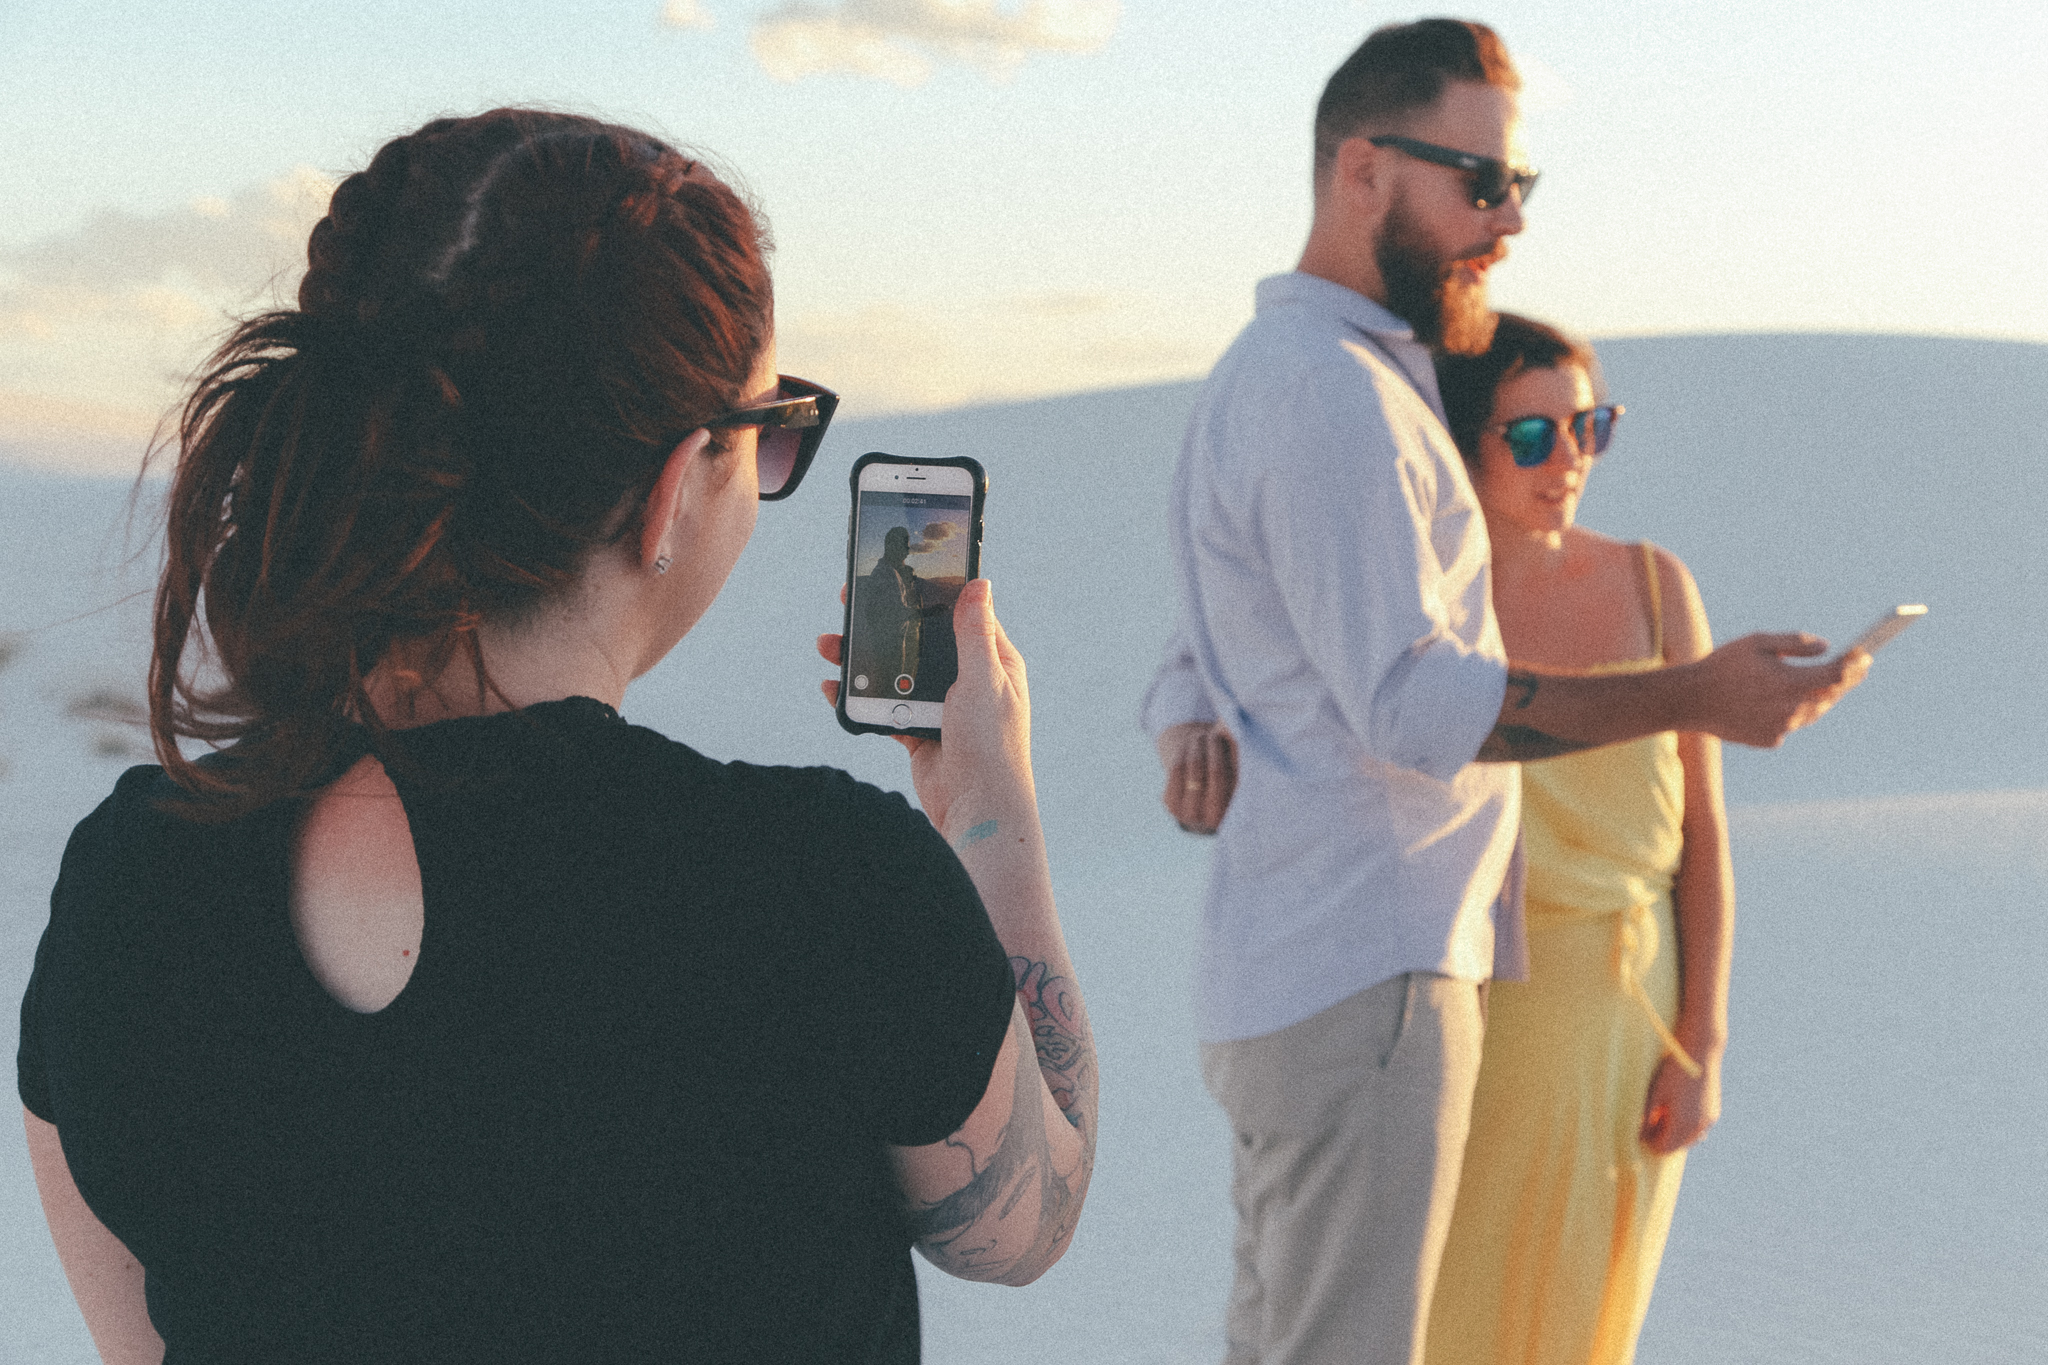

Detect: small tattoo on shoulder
[955,819,998,851]
[1506,671,1539,711]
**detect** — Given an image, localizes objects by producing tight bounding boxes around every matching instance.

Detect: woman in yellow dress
[1425,313,1733,1365]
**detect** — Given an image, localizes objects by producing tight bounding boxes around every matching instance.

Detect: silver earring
[654,555,672,575]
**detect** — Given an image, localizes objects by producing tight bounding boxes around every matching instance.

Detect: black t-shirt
[17,698,1014,1364]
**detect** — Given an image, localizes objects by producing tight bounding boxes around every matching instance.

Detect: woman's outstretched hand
[816,577,1033,833]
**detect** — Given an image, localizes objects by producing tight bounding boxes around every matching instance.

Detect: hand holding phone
[836,453,987,739]
[1836,604,1926,660]
[816,573,1037,838]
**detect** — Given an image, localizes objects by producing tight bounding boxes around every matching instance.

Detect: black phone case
[836,451,987,740]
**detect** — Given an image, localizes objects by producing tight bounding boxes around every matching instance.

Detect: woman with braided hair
[19,109,1094,1364]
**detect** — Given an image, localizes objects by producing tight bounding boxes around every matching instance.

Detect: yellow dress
[1427,543,1695,1365]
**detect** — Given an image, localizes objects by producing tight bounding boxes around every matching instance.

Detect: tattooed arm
[885,826,1097,1286]
[889,952,1097,1285]
[1475,632,1872,762]
[883,790,1097,1284]
[823,581,1097,1283]
[1472,669,1604,762]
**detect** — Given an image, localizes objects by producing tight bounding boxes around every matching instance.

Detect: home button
[891,704,913,727]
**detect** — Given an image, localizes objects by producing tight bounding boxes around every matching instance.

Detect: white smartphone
[837,453,986,739]
[1837,604,1927,659]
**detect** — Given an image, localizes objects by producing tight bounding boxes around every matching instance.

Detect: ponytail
[150,110,774,813]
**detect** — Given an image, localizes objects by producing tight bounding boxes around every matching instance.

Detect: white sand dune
[3,334,2044,1361]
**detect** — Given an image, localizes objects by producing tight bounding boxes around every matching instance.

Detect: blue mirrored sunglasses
[1498,404,1624,468]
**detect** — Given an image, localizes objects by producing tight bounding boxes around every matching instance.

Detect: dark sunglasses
[1368,135,1539,211]
[702,375,839,501]
[1497,405,1623,468]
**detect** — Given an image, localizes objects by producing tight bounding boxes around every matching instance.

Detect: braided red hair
[151,109,773,812]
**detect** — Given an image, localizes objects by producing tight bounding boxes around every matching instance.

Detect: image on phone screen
[843,472,977,729]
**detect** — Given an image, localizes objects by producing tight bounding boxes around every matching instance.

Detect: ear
[1332,136,1391,212]
[639,428,714,571]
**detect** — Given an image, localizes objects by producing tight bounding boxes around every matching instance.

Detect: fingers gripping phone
[837,453,986,739]
[1837,604,1927,659]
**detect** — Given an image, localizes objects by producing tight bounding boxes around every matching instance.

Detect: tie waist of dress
[1528,891,1703,1080]
[1613,898,1702,1080]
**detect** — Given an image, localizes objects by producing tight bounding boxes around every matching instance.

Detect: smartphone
[1837,604,1927,659]
[837,452,987,739]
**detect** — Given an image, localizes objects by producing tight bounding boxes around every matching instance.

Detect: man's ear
[640,428,714,570]
[1332,135,1391,213]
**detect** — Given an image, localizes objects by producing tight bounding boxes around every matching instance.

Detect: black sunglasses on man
[1368,135,1539,212]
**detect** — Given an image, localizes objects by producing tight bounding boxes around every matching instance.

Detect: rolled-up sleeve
[1258,360,1506,781]
[1139,625,1218,740]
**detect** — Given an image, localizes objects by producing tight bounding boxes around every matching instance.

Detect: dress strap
[1638,541,1665,662]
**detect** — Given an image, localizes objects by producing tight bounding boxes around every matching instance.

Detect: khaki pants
[1200,973,1484,1365]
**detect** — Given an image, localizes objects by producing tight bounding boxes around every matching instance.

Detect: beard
[1376,194,1499,356]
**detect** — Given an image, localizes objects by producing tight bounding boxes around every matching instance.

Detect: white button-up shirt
[1143,272,1524,1043]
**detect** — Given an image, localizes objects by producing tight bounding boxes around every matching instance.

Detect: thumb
[1746,631,1828,659]
[953,578,1000,674]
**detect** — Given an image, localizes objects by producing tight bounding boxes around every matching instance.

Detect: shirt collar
[1255,271,1417,342]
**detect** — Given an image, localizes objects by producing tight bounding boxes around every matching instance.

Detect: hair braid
[300,136,415,322]
[150,109,774,815]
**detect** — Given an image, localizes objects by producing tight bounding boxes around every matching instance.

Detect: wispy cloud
[0,168,332,471]
[660,0,716,30]
[0,167,331,318]
[750,0,1118,86]
[0,390,164,476]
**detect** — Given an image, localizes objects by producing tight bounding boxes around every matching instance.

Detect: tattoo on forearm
[1010,957,1093,1129]
[1010,956,1095,1265]
[1506,670,1539,710]
[902,1009,1047,1274]
[1476,724,1597,762]
[953,819,998,852]
[903,1008,1036,1229]
[902,959,1098,1281]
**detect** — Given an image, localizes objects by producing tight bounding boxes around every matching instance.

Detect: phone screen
[842,461,980,732]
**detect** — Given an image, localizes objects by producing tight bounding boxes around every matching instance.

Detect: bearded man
[1142,20,1865,1365]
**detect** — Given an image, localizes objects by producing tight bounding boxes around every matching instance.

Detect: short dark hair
[1434,312,1600,469]
[1314,19,1520,179]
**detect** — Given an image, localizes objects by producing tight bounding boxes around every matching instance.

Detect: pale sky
[3,1,2043,473]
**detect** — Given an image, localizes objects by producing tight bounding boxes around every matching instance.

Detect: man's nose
[1490,190,1526,235]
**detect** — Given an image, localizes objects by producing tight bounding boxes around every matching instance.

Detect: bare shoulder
[1562,525,1637,584]
[1645,542,1713,663]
